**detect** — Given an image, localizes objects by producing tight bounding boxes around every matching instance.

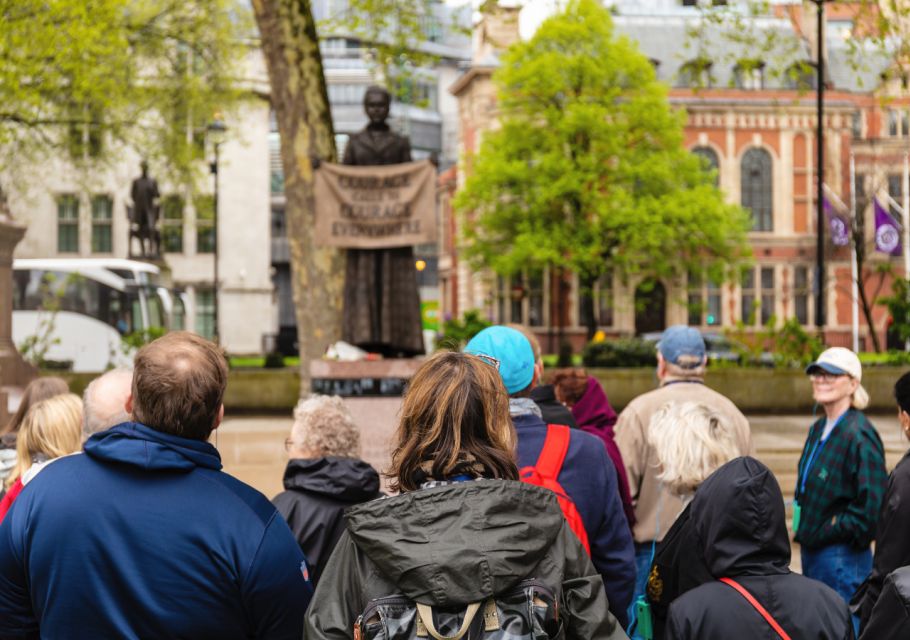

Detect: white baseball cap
[806,347,869,409]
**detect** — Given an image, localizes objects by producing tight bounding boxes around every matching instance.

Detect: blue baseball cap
[658,325,706,367]
[464,326,535,394]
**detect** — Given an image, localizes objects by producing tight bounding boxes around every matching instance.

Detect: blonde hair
[648,401,741,496]
[853,385,870,410]
[291,395,360,458]
[387,351,518,493]
[7,394,83,488]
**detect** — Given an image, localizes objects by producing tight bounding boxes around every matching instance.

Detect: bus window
[146,288,165,329]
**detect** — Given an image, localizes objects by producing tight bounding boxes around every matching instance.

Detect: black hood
[282,456,380,501]
[691,456,790,577]
[346,480,565,606]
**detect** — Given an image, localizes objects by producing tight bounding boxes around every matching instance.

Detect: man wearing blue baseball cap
[613,325,752,632]
[465,326,636,627]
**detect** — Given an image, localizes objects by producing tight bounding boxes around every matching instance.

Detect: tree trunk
[252,0,344,396]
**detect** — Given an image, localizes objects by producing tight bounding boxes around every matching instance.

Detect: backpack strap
[719,578,791,640]
[416,602,482,640]
[536,424,571,480]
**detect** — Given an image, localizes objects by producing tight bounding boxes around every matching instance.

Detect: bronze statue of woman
[341,86,425,357]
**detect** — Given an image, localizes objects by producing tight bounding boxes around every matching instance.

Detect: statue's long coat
[341,125,425,356]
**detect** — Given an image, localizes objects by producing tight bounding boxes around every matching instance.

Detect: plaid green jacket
[794,409,887,550]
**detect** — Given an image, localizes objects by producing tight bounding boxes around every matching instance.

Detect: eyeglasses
[472,353,501,370]
[809,372,847,383]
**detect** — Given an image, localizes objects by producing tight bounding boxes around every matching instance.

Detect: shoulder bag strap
[536,424,571,480]
[719,577,791,640]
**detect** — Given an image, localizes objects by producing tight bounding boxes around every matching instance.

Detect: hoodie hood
[84,422,222,472]
[282,456,380,501]
[346,480,565,606]
[571,377,617,434]
[691,456,790,577]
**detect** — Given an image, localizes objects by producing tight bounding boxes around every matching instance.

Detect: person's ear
[125,394,133,417]
[533,361,543,387]
[212,404,225,431]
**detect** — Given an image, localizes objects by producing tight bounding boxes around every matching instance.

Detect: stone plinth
[309,358,424,397]
[0,217,36,423]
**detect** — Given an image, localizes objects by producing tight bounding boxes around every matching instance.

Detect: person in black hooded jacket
[860,566,910,639]
[272,395,381,587]
[664,457,853,640]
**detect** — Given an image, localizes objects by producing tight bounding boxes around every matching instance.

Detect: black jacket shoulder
[667,574,852,640]
[860,566,910,640]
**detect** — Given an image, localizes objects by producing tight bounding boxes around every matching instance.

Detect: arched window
[741,148,773,231]
[692,146,720,186]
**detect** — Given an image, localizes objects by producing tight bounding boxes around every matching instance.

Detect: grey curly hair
[290,395,361,458]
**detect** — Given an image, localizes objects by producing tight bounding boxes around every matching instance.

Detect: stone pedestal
[0,217,37,423]
[309,358,423,397]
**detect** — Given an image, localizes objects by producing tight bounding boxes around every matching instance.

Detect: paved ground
[217,406,908,573]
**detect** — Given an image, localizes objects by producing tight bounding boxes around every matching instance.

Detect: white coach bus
[12,258,188,372]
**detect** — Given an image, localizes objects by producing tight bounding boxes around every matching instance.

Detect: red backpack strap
[719,578,791,640]
[536,424,571,480]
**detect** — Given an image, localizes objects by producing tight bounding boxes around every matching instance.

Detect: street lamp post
[812,0,827,331]
[207,117,227,344]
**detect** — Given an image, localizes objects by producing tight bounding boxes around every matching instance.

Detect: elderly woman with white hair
[795,347,887,623]
[272,395,381,587]
[636,401,744,639]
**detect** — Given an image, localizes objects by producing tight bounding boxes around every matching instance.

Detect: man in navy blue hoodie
[466,326,635,627]
[0,332,311,639]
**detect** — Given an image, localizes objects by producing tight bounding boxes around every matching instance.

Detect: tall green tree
[0,0,248,186]
[455,0,752,338]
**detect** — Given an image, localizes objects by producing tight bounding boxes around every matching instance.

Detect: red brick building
[441,3,909,352]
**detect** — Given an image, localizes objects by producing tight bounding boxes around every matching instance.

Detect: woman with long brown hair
[304,351,623,639]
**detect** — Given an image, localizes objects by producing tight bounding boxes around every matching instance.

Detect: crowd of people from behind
[0,325,908,638]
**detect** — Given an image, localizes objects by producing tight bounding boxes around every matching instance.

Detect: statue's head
[140,160,149,175]
[363,86,391,126]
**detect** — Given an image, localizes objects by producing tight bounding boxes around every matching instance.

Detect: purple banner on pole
[874,198,902,256]
[823,194,850,246]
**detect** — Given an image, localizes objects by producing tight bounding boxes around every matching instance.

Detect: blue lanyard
[798,412,846,497]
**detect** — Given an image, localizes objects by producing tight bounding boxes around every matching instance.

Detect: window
[785,62,816,90]
[269,114,283,195]
[576,271,613,327]
[57,195,79,253]
[688,271,722,326]
[888,110,899,137]
[494,271,547,326]
[692,146,720,186]
[741,269,756,324]
[852,112,863,139]
[196,195,215,254]
[889,174,903,218]
[90,195,113,253]
[161,195,184,253]
[794,266,811,325]
[760,266,775,325]
[741,148,773,231]
[195,288,215,340]
[733,61,764,90]
[678,59,712,88]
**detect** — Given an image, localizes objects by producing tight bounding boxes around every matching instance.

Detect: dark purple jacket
[571,377,636,528]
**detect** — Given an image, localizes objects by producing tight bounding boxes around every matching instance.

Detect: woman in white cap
[794,347,887,627]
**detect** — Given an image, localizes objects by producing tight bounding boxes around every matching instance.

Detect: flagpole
[904,153,910,278]
[850,153,859,352]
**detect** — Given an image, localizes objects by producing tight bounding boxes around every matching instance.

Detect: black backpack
[353,578,563,640]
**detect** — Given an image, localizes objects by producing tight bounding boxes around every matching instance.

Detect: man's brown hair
[130,332,227,440]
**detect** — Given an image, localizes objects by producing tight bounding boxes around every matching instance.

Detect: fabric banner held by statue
[314,159,437,249]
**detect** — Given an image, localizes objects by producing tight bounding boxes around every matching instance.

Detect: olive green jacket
[304,479,627,639]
